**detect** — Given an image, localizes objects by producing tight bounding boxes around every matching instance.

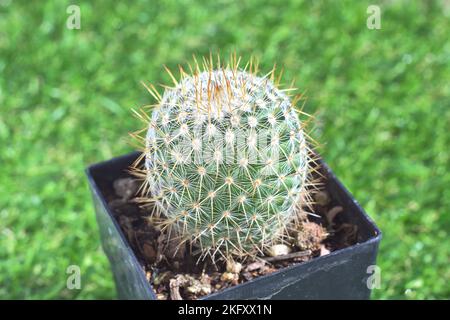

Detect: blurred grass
[0,0,449,299]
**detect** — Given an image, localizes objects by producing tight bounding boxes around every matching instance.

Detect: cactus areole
[133,57,316,262]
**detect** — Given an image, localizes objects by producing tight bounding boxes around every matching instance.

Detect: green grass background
[0,0,449,299]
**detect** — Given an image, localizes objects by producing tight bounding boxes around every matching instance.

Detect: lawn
[0,0,448,299]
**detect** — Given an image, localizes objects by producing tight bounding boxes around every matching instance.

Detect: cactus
[132,56,317,261]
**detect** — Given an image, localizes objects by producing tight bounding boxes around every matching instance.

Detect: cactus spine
[132,56,316,261]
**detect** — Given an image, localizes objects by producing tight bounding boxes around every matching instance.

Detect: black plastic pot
[86,151,381,300]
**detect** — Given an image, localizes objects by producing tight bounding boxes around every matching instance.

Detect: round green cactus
[135,57,315,261]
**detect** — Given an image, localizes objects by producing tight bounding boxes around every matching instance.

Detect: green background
[0,0,449,299]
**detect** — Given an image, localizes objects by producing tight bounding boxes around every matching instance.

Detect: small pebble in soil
[320,245,331,256]
[156,293,167,300]
[226,260,243,274]
[267,244,292,257]
[186,279,208,295]
[244,260,266,272]
[220,272,239,283]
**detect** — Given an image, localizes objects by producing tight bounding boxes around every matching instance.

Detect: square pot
[86,151,381,300]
